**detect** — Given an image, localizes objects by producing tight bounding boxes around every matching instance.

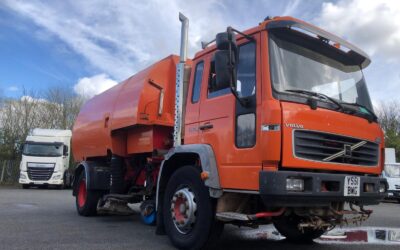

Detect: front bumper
[387,190,400,199]
[19,171,64,185]
[259,170,387,207]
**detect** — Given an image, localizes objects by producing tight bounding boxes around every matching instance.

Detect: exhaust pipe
[179,13,189,63]
[173,13,189,147]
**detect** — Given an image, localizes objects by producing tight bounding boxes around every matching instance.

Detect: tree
[0,89,48,159]
[376,101,400,162]
[44,86,85,130]
[0,87,85,160]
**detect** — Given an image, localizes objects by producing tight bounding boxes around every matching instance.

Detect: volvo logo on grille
[323,141,367,162]
[344,144,352,158]
[285,123,304,129]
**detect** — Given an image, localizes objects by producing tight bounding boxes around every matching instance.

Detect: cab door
[198,33,262,191]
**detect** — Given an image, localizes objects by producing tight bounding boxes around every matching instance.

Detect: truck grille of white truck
[294,130,379,166]
[27,167,54,181]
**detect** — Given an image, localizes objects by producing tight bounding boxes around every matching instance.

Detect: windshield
[23,142,63,157]
[269,32,373,111]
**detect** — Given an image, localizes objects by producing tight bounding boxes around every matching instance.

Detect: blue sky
[0,0,399,104]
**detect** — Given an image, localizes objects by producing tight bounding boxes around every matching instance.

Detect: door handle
[199,123,213,130]
[104,116,110,128]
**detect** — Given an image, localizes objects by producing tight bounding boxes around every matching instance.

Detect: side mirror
[213,28,238,92]
[63,145,69,156]
[19,144,24,153]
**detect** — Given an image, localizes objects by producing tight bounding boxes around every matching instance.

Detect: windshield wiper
[285,89,344,111]
[344,102,378,122]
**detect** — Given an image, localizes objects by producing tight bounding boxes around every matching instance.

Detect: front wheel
[22,184,30,189]
[75,171,101,216]
[273,215,326,243]
[163,166,223,250]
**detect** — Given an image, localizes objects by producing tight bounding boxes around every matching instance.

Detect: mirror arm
[228,26,255,42]
[226,27,249,108]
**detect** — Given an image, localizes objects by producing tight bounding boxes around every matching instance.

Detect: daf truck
[71,14,387,249]
[383,148,400,202]
[19,128,72,189]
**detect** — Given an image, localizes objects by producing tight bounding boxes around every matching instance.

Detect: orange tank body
[72,55,191,161]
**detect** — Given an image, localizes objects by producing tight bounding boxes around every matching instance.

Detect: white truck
[19,128,72,189]
[383,148,400,202]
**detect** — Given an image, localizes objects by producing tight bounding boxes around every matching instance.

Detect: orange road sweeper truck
[71,13,387,249]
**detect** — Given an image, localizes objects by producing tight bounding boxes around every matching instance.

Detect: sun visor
[266,20,371,69]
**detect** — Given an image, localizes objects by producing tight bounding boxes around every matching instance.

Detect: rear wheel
[163,166,224,250]
[273,215,326,243]
[75,171,101,216]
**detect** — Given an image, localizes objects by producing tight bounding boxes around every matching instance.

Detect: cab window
[191,61,204,103]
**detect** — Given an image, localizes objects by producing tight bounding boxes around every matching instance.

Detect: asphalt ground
[0,187,399,250]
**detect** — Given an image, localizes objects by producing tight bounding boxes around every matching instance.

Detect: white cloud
[2,0,232,80]
[73,74,118,98]
[317,0,400,62]
[21,95,47,103]
[3,0,399,104]
[6,86,19,92]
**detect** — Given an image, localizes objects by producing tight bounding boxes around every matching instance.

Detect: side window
[236,42,256,98]
[191,61,204,103]
[236,113,256,148]
[208,42,256,99]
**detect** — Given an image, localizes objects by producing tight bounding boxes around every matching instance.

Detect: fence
[0,160,19,185]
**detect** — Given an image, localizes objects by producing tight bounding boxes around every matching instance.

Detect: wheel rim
[77,178,87,208]
[170,187,197,234]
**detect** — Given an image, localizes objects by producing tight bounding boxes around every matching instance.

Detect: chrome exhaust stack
[174,13,189,146]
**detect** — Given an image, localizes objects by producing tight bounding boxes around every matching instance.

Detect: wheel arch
[72,161,110,196]
[155,144,222,235]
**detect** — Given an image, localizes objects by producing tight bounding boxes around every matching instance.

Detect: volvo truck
[19,128,72,189]
[71,14,387,249]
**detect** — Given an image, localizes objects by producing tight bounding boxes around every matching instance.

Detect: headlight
[52,175,62,180]
[20,173,27,179]
[385,164,400,178]
[379,182,387,193]
[286,178,304,191]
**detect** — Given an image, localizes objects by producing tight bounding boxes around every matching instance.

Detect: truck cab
[19,128,72,189]
[383,148,400,202]
[185,16,385,202]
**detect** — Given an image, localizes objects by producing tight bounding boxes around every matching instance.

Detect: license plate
[344,176,360,197]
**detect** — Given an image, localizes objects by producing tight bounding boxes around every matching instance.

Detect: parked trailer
[72,14,387,249]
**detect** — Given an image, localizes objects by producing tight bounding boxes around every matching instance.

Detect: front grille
[294,130,379,166]
[27,167,54,181]
[395,185,400,190]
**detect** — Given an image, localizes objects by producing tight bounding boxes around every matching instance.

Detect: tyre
[22,184,30,189]
[273,215,326,243]
[397,199,400,204]
[163,165,224,250]
[75,171,101,216]
[61,172,68,189]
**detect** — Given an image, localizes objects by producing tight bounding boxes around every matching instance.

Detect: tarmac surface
[0,187,399,250]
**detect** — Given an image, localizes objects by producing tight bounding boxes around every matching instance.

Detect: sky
[0,0,399,104]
